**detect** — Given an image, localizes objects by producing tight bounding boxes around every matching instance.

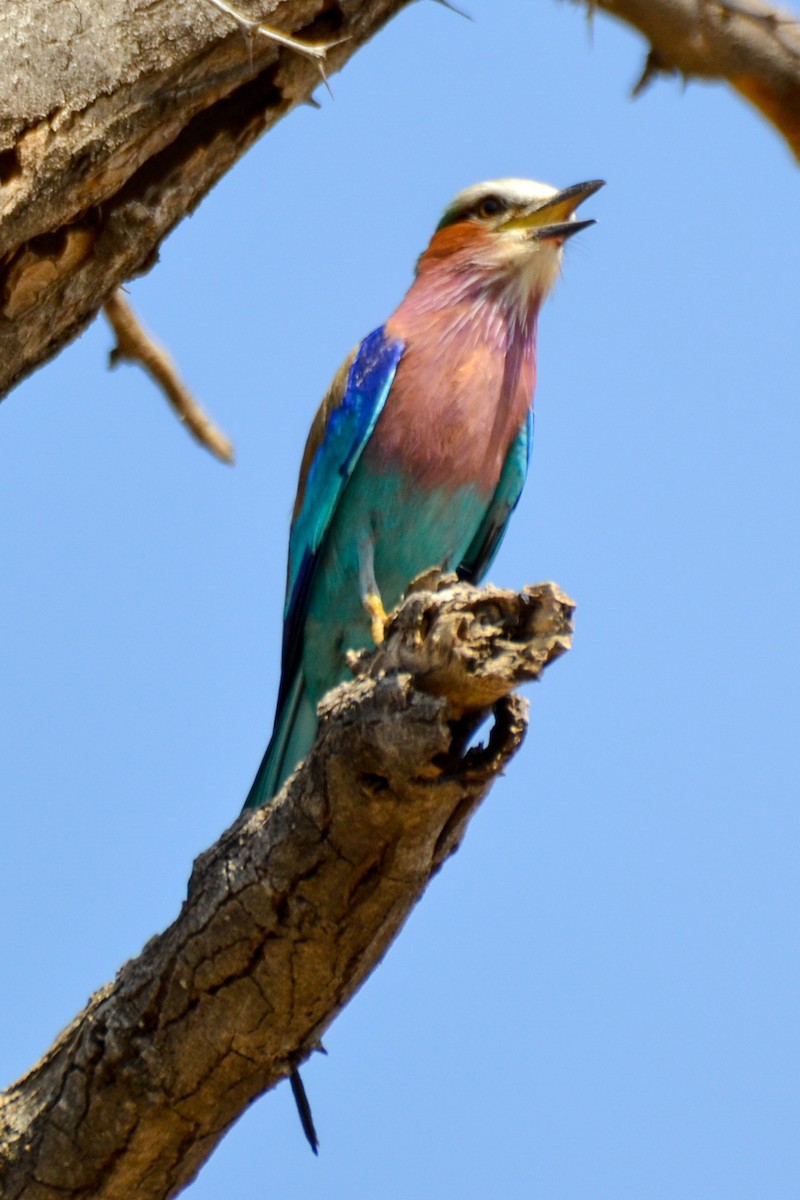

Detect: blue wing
[278,325,405,708]
[458,412,533,584]
[244,326,404,808]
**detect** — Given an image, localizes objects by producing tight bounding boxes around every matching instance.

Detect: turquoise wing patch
[278,326,404,707]
[458,412,533,584]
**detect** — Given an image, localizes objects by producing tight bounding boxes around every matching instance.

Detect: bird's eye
[476,196,506,219]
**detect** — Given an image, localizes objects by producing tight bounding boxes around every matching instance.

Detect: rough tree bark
[0,577,574,1200]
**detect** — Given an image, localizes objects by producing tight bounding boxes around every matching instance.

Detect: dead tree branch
[104,289,235,464]
[0,576,573,1200]
[568,0,800,161]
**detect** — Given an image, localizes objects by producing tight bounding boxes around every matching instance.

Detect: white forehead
[448,177,558,210]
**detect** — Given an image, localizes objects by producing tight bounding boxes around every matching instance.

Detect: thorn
[290,1068,320,1155]
[317,61,334,101]
[430,0,473,19]
[631,47,671,98]
[585,0,597,44]
[364,592,389,645]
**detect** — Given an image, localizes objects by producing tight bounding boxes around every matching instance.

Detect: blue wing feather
[245,326,404,807]
[458,412,533,583]
[277,326,404,710]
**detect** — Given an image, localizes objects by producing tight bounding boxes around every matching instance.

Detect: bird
[245,177,602,1152]
[245,176,602,814]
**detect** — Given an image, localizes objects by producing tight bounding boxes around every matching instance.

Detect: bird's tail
[244,686,324,1153]
[244,674,318,809]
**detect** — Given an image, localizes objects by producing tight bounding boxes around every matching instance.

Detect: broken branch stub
[366,572,575,710]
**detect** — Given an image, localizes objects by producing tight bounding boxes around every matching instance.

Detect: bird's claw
[431,0,474,20]
[364,592,389,646]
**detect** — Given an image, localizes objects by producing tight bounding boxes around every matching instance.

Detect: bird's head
[416,177,604,315]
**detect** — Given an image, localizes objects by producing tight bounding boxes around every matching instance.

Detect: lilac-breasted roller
[246,177,602,811]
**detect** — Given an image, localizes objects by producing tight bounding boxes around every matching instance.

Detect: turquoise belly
[303,461,487,706]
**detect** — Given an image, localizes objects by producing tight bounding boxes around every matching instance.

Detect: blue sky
[2,2,799,1196]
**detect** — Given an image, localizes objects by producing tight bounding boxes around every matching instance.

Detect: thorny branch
[201,0,344,92]
[203,0,337,62]
[570,0,800,160]
[0,576,573,1200]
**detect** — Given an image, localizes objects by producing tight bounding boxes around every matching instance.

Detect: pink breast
[374,292,537,495]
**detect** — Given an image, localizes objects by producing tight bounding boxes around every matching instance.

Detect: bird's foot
[364,591,388,645]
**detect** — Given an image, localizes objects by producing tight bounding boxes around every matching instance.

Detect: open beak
[501,179,605,242]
